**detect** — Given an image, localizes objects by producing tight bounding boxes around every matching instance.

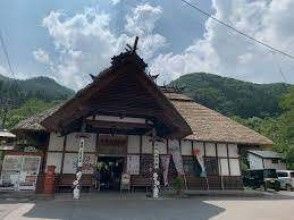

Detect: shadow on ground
[19,194,225,220]
[1,192,293,220]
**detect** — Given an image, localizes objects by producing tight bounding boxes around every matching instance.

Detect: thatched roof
[12,104,62,132]
[247,150,283,159]
[41,52,192,138]
[12,91,273,146]
[165,92,273,145]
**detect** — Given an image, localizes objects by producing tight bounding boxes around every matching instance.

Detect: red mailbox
[43,165,56,195]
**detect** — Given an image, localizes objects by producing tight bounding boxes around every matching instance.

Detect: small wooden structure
[0,130,16,151]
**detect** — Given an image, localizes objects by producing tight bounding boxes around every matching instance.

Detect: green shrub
[172,176,185,195]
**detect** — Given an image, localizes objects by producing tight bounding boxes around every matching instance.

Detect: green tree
[280,88,294,169]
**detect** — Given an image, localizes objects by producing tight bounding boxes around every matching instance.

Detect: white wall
[48,133,64,151]
[181,140,192,155]
[127,135,140,154]
[142,136,152,154]
[248,153,263,169]
[263,159,286,170]
[46,152,62,173]
[205,143,216,156]
[46,132,97,174]
[217,143,227,157]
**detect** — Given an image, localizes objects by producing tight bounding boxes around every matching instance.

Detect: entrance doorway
[97,157,124,191]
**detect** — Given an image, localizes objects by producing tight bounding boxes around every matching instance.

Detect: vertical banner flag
[169,139,185,175]
[193,146,206,177]
[160,155,170,186]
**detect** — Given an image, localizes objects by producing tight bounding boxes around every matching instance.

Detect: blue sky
[0,0,293,89]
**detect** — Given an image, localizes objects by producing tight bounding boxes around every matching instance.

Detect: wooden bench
[130,175,152,192]
[185,176,208,190]
[56,174,93,192]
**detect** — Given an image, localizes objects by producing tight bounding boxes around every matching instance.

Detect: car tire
[286,185,292,192]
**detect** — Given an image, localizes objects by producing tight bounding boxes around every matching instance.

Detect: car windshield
[264,169,277,178]
[291,172,294,178]
[277,172,288,177]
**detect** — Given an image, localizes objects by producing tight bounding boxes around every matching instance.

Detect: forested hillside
[0,74,74,107]
[0,74,74,128]
[170,72,291,118]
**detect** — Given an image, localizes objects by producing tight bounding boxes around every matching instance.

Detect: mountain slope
[170,72,292,118]
[0,74,74,107]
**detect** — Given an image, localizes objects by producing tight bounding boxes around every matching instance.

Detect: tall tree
[281,88,294,168]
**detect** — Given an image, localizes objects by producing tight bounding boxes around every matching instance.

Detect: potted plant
[172,176,185,195]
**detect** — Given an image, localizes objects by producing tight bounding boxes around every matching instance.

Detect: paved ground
[0,192,293,220]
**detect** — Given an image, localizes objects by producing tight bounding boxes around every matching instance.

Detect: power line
[178,0,294,60]
[0,30,23,128]
[0,30,18,79]
[271,51,288,83]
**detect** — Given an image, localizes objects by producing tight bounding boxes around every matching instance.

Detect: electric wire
[178,0,294,60]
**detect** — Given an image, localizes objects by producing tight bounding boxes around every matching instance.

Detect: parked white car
[277,170,294,191]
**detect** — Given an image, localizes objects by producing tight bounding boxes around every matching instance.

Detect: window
[271,158,279,164]
[219,158,229,176]
[229,159,241,176]
[204,157,219,176]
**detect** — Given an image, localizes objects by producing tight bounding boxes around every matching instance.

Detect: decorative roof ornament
[111,36,147,70]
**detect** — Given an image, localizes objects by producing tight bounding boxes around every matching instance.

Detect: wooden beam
[85,119,152,130]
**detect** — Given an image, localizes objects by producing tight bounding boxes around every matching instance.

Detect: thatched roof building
[12,89,273,146]
[164,91,273,145]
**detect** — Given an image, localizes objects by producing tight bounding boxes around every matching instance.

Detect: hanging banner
[160,155,170,186]
[193,148,206,177]
[127,155,140,175]
[169,139,185,175]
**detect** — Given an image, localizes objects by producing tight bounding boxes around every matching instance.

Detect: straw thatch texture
[12,104,62,132]
[166,92,273,145]
[12,91,273,145]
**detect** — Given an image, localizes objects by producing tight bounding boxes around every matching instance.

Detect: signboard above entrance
[98,134,127,155]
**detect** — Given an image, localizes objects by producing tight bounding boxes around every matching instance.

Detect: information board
[126,155,140,175]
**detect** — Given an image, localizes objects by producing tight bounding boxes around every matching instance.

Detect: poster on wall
[126,155,140,175]
[0,154,41,191]
[63,153,96,174]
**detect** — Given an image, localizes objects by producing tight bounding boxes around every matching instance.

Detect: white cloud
[0,65,9,77]
[110,0,120,5]
[151,0,294,84]
[40,0,294,89]
[124,4,166,60]
[41,4,165,89]
[33,48,50,64]
[125,4,162,35]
